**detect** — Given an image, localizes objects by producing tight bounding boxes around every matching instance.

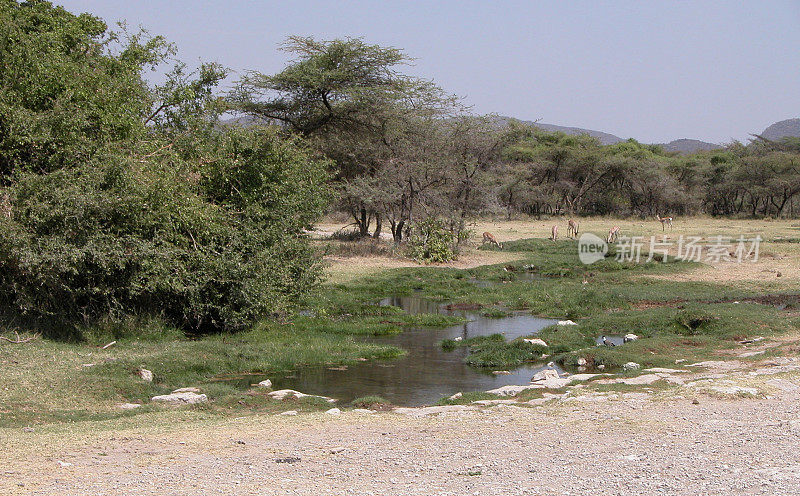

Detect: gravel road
[13,381,800,496]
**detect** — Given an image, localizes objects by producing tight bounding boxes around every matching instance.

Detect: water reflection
[262,296,559,406]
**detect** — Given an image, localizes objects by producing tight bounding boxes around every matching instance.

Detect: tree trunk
[373,213,382,239]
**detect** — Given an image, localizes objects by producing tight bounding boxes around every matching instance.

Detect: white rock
[117,403,142,410]
[532,369,560,382]
[709,386,758,396]
[393,405,475,417]
[644,367,688,374]
[486,385,542,396]
[268,389,336,403]
[257,379,272,388]
[453,336,463,342]
[558,320,578,326]
[449,392,463,400]
[623,362,641,371]
[624,333,639,342]
[523,338,548,347]
[325,407,341,415]
[577,357,587,366]
[471,399,519,406]
[597,364,606,370]
[151,392,208,405]
[351,408,376,414]
[279,410,298,416]
[57,461,73,468]
[138,369,153,382]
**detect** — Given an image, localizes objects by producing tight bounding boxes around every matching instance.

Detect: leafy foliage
[406,218,457,263]
[0,129,329,334]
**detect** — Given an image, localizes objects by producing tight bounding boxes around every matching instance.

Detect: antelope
[567,219,579,238]
[607,226,620,243]
[482,231,502,249]
[656,214,673,231]
[550,225,558,241]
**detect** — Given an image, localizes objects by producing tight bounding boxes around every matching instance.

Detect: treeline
[228,36,800,245]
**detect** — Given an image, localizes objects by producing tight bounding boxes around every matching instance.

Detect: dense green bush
[407,218,457,263]
[0,129,329,335]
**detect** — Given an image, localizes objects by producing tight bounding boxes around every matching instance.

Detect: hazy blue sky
[57,1,800,144]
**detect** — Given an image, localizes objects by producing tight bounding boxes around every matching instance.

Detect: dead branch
[100,340,117,350]
[0,330,40,344]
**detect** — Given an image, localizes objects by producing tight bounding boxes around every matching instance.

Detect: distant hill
[759,118,800,141]
[495,116,624,145]
[658,138,722,154]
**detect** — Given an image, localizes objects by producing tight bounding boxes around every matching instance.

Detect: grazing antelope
[567,219,579,238]
[656,214,673,231]
[607,226,620,243]
[482,231,502,249]
[550,225,559,241]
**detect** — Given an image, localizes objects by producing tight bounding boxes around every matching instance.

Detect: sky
[57,0,800,144]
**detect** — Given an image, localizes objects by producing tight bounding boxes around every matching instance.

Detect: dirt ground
[6,361,800,495]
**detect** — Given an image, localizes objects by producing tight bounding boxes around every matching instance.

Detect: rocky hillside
[760,118,800,141]
[659,138,722,154]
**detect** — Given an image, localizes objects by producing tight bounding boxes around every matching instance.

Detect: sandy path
[8,385,800,496]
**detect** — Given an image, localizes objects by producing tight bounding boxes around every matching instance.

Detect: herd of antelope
[482,215,673,249]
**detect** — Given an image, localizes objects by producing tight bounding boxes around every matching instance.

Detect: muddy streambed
[250,297,560,407]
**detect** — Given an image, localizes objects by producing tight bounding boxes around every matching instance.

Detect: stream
[262,296,560,407]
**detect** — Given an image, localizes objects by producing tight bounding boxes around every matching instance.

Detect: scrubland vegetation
[0,1,798,428]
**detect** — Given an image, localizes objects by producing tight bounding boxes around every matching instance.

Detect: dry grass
[318,217,800,287]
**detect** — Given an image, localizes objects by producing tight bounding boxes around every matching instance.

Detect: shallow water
[262,297,560,406]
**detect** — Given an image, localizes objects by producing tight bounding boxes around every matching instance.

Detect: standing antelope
[607,226,620,243]
[656,214,673,231]
[567,219,579,238]
[550,225,559,241]
[482,232,502,249]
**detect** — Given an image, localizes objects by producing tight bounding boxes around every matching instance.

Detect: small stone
[325,408,341,415]
[597,364,606,370]
[492,370,511,375]
[57,461,72,468]
[330,447,346,454]
[777,271,782,277]
[117,403,142,410]
[558,320,578,326]
[692,398,700,405]
[23,427,34,432]
[523,338,548,347]
[151,392,207,405]
[351,408,376,414]
[623,333,639,343]
[275,457,301,464]
[449,392,463,400]
[453,336,463,342]
[623,362,641,371]
[577,357,587,366]
[532,369,560,382]
[279,410,298,416]
[257,379,272,388]
[138,369,153,382]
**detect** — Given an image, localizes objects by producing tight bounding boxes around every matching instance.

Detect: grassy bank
[1,218,799,427]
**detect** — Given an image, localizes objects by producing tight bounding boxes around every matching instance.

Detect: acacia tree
[229,36,461,236]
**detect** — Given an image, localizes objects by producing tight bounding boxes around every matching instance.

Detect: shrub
[407,218,456,263]
[0,129,329,336]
